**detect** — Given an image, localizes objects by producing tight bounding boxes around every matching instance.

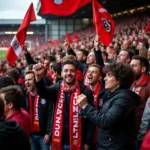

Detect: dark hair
[26,64,33,71]
[121,50,133,60]
[104,63,134,89]
[4,68,19,83]
[0,86,24,110]
[89,64,103,77]
[61,60,77,70]
[127,50,134,60]
[102,51,108,58]
[51,62,62,75]
[0,76,14,90]
[25,70,35,78]
[45,55,56,62]
[0,96,4,118]
[132,55,149,73]
[58,52,66,59]
[78,49,89,57]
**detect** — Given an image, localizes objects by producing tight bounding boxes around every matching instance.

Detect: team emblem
[12,40,20,51]
[54,0,63,4]
[73,139,78,145]
[101,18,112,33]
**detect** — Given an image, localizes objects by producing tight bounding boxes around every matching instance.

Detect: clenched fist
[63,40,71,51]
[33,63,46,81]
[77,94,88,108]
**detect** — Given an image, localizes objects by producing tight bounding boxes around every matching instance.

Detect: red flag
[66,33,73,44]
[6,3,36,65]
[145,22,150,32]
[49,37,54,44]
[40,0,92,16]
[92,0,115,46]
[73,33,80,43]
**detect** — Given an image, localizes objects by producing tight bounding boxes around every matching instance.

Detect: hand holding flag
[6,3,36,65]
[92,0,115,46]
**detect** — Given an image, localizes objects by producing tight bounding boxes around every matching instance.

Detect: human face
[43,59,50,70]
[122,40,129,50]
[104,72,120,92]
[86,52,96,65]
[87,66,102,85]
[130,59,142,80]
[76,51,85,62]
[117,51,129,63]
[138,42,144,50]
[132,41,137,47]
[61,64,76,85]
[25,73,35,92]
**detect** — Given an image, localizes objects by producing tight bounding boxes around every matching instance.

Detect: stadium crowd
[0,9,150,150]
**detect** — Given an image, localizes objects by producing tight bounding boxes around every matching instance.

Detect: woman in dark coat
[77,63,141,150]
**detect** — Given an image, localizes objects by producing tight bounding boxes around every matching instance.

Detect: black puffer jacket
[82,88,141,150]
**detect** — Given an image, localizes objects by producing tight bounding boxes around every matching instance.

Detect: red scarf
[132,75,149,95]
[52,81,82,150]
[92,83,102,144]
[28,92,40,132]
[93,83,102,109]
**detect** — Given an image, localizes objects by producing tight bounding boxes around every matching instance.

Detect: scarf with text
[52,81,82,150]
[28,92,40,132]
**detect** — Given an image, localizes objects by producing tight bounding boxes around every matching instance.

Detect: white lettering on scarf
[54,92,64,137]
[73,92,79,139]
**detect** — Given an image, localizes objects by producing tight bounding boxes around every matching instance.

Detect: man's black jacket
[35,79,95,145]
[23,90,53,136]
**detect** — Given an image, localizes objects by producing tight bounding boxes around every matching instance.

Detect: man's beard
[135,72,142,81]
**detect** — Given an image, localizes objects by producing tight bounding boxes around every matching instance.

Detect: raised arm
[64,41,76,56]
[94,35,104,67]
[33,63,56,102]
[22,45,36,65]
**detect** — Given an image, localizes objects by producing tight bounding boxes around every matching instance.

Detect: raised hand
[33,63,46,81]
[94,35,100,51]
[63,40,71,51]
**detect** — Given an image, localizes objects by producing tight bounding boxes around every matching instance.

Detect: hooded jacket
[0,119,30,150]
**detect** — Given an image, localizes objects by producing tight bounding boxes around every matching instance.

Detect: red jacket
[6,108,31,138]
[131,75,150,134]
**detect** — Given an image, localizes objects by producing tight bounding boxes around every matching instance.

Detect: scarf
[132,75,149,95]
[28,92,40,132]
[93,83,102,109]
[92,83,102,144]
[52,81,82,150]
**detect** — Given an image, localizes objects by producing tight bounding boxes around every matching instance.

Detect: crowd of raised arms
[0,10,150,150]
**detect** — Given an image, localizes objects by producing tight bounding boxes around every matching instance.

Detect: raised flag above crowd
[145,22,150,32]
[40,0,92,16]
[66,32,73,44]
[92,0,115,46]
[6,3,36,65]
